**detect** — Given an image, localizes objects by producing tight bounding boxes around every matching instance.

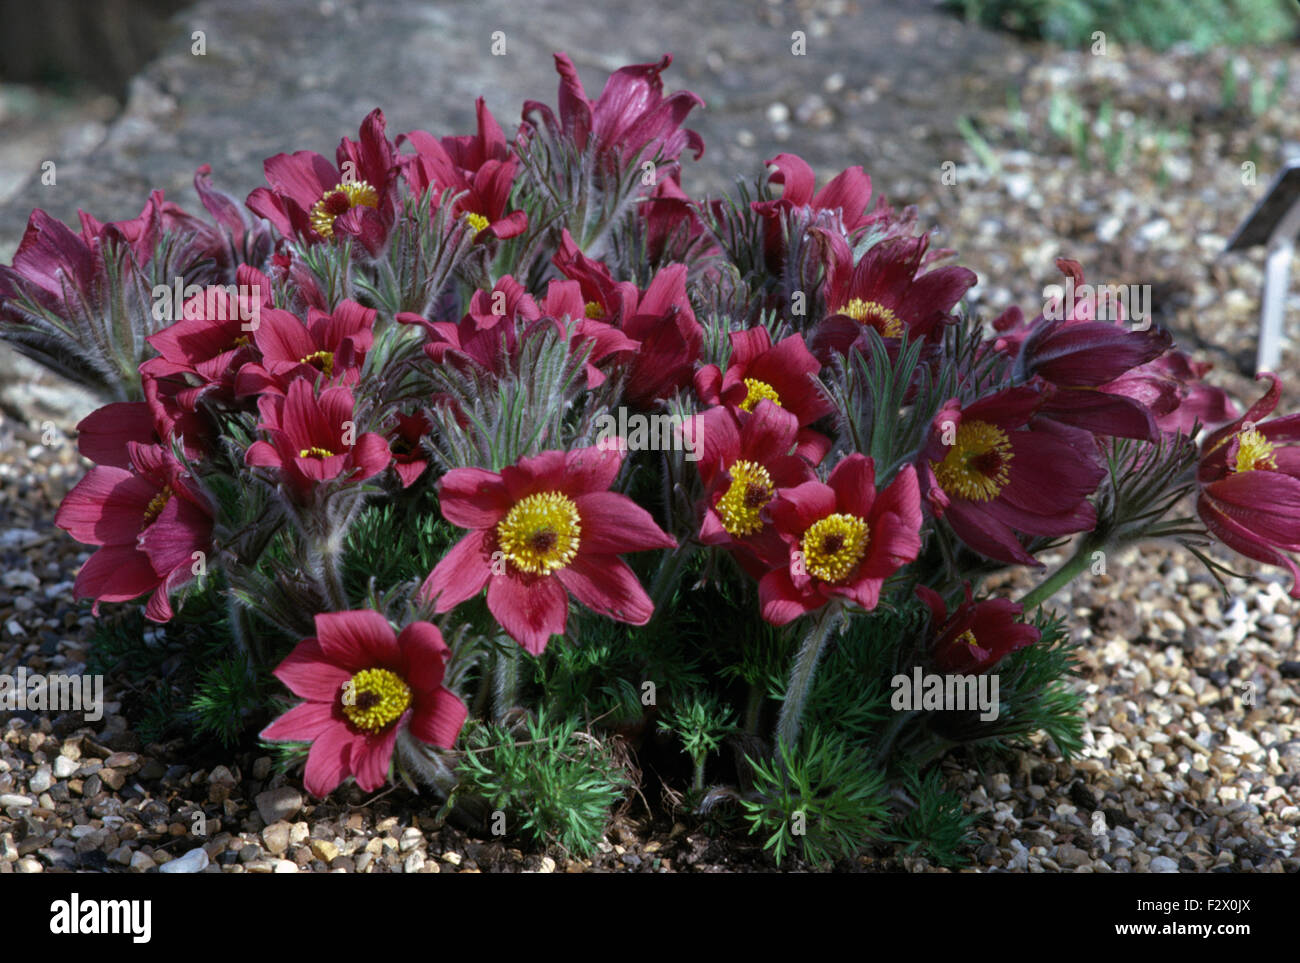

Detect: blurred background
[2,0,1300,424]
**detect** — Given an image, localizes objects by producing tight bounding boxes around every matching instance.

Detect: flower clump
[3,53,1282,859]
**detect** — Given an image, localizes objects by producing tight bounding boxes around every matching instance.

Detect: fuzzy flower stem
[775,603,841,751]
[1019,533,1110,611]
[492,645,520,722]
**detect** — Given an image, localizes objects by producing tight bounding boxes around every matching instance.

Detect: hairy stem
[1019,534,1109,611]
[775,604,840,751]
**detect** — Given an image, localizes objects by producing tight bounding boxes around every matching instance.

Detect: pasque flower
[400,97,527,241]
[916,584,1039,675]
[690,400,817,573]
[750,152,880,272]
[919,387,1105,566]
[140,264,271,408]
[811,231,977,359]
[260,610,467,796]
[552,234,701,406]
[694,327,832,462]
[246,108,399,248]
[522,53,704,169]
[55,441,213,622]
[235,298,375,396]
[1197,374,1300,598]
[759,455,922,625]
[245,379,390,497]
[421,446,676,654]
[993,260,1172,441]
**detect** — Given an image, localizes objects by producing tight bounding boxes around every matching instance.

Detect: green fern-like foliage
[741,727,890,867]
[453,710,629,856]
[887,763,981,868]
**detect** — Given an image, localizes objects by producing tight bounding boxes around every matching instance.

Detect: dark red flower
[245,379,390,497]
[260,610,467,796]
[55,441,213,622]
[388,411,432,488]
[919,387,1105,565]
[759,455,922,625]
[1197,374,1300,598]
[916,584,1040,674]
[140,265,271,407]
[750,153,882,272]
[994,260,1171,441]
[1102,349,1239,437]
[400,98,527,242]
[246,108,399,248]
[236,298,375,395]
[420,446,676,654]
[522,53,704,170]
[811,232,977,359]
[688,400,817,573]
[694,327,832,461]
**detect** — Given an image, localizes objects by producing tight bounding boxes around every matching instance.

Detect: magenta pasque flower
[919,387,1105,565]
[522,53,704,170]
[694,326,832,462]
[689,400,817,575]
[916,584,1040,675]
[245,379,390,497]
[260,610,467,797]
[760,455,923,625]
[811,231,977,359]
[246,108,399,249]
[1197,374,1300,598]
[55,441,213,622]
[420,446,676,655]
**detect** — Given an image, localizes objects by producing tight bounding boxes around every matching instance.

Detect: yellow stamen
[1232,428,1277,473]
[299,349,335,379]
[141,485,173,530]
[800,512,870,584]
[740,377,782,413]
[496,491,582,575]
[839,298,903,338]
[584,301,605,320]
[955,629,979,649]
[716,460,775,536]
[464,211,490,234]
[232,335,252,349]
[341,667,411,733]
[299,446,336,459]
[931,420,1013,502]
[309,179,379,239]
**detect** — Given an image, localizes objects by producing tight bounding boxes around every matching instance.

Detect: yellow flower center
[496,491,582,575]
[955,629,979,649]
[299,349,335,379]
[464,212,490,234]
[231,334,252,349]
[340,667,411,733]
[141,485,172,530]
[716,460,775,536]
[1232,428,1277,473]
[800,512,870,584]
[584,301,605,319]
[839,298,903,338]
[299,446,337,459]
[931,420,1013,502]
[309,179,379,239]
[740,378,782,413]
